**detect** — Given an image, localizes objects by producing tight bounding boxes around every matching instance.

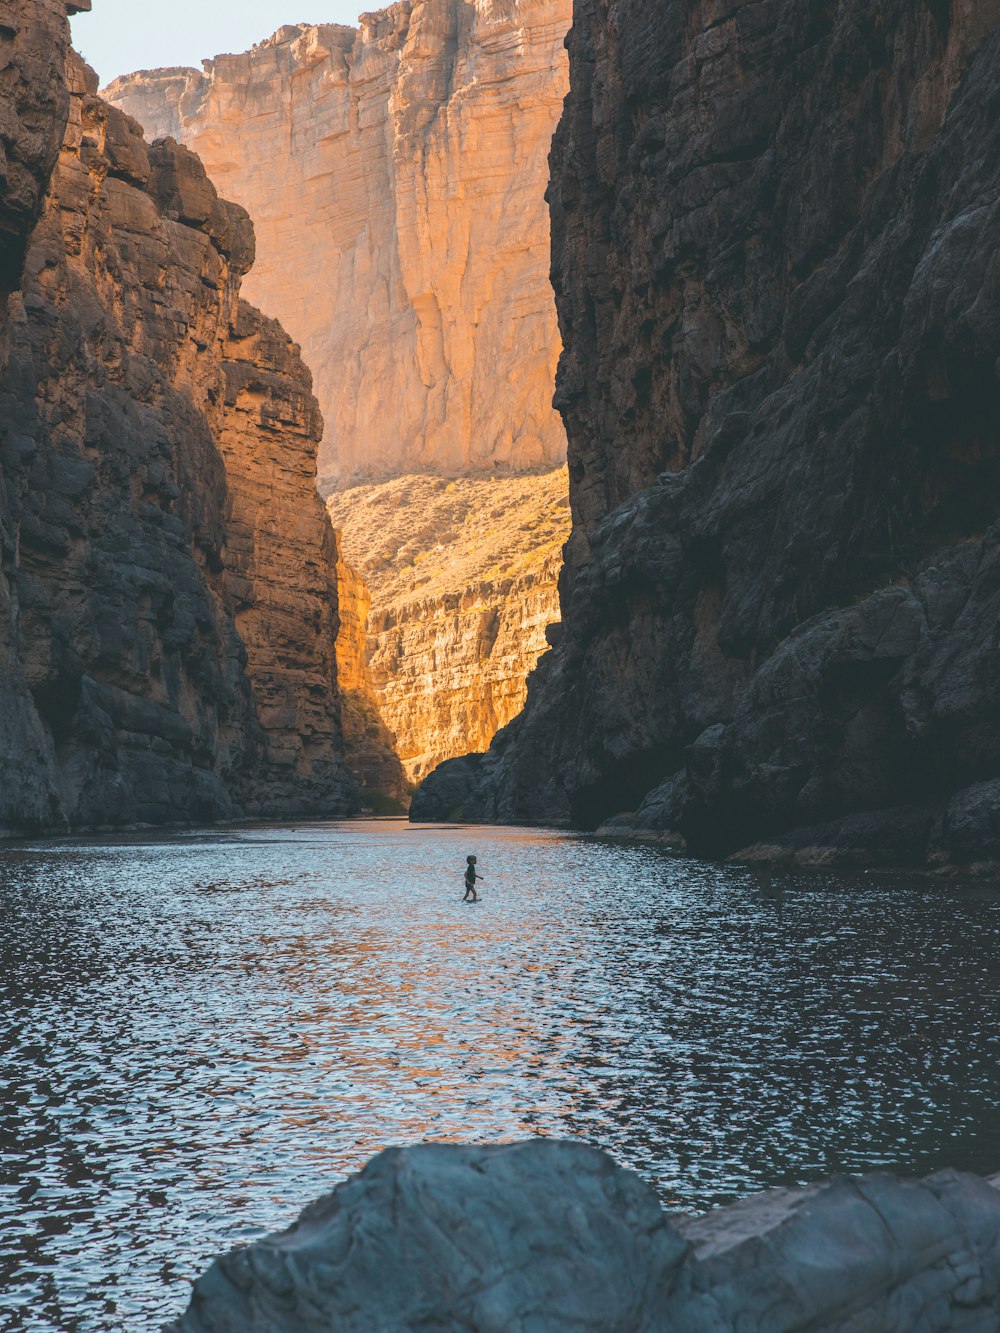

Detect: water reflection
[2,822,1000,1330]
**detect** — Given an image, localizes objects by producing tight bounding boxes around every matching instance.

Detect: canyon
[0,4,358,831]
[9,4,1000,1327]
[414,0,1000,871]
[107,0,573,782]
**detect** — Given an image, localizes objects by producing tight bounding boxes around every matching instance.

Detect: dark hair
[467,854,476,863]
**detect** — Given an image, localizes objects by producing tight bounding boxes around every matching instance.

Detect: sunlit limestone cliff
[414,0,1000,872]
[105,0,570,488]
[0,5,358,831]
[333,548,410,804]
[329,469,569,782]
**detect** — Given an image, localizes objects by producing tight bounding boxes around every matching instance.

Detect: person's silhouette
[463,855,482,902]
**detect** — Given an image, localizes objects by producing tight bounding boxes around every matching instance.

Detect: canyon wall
[329,470,568,781]
[106,0,571,488]
[333,549,410,804]
[0,0,84,301]
[0,15,357,832]
[414,1,1000,870]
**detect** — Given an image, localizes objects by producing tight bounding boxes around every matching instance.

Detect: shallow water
[2,819,1000,1330]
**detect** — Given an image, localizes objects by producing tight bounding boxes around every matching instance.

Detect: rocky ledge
[414,2,1000,872]
[169,1139,1000,1331]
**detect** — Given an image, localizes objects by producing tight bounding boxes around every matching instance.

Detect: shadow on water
[3,820,1000,1329]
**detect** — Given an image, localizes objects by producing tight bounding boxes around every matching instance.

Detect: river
[2,819,1000,1330]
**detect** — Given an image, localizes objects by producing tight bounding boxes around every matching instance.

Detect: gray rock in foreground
[168,1140,1000,1331]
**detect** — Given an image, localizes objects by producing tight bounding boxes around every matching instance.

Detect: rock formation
[414,1,1000,871]
[0,0,85,302]
[106,0,573,789]
[169,1139,1000,1330]
[333,548,410,806]
[0,10,357,833]
[328,469,569,782]
[105,0,571,488]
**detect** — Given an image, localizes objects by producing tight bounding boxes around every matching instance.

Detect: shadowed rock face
[414,1,1000,868]
[0,0,80,299]
[0,24,357,832]
[169,1140,1000,1331]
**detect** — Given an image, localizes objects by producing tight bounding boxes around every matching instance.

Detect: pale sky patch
[71,0,363,87]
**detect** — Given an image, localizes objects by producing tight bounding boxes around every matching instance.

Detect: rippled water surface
[3,820,1000,1329]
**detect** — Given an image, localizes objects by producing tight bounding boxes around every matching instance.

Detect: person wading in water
[463,855,483,902]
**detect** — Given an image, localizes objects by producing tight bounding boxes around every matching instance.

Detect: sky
[70,0,363,87]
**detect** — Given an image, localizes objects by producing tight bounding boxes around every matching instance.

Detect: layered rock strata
[415,2,1000,869]
[105,0,571,487]
[328,469,569,782]
[171,1139,1000,1331]
[333,550,410,806]
[0,24,356,832]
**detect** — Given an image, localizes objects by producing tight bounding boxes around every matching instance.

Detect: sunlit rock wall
[106,0,571,488]
[333,549,410,803]
[0,33,356,832]
[217,298,358,810]
[329,470,568,782]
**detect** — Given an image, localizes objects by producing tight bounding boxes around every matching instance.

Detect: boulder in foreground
[169,1139,1000,1331]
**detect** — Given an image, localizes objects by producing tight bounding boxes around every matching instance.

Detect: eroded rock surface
[415,2,1000,869]
[0,27,356,832]
[170,1139,1000,1331]
[0,0,78,300]
[329,470,569,782]
[333,549,410,805]
[106,0,570,487]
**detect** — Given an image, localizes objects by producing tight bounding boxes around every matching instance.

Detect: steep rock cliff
[105,0,570,487]
[0,30,356,832]
[217,298,357,813]
[333,550,410,805]
[329,470,568,782]
[414,1,1000,869]
[0,0,84,300]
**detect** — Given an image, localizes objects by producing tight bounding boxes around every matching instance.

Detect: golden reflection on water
[3,821,1000,1331]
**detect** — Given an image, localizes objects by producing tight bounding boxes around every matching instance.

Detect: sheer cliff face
[0,33,356,832]
[329,470,569,782]
[0,0,85,299]
[106,0,571,487]
[416,2,1000,868]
